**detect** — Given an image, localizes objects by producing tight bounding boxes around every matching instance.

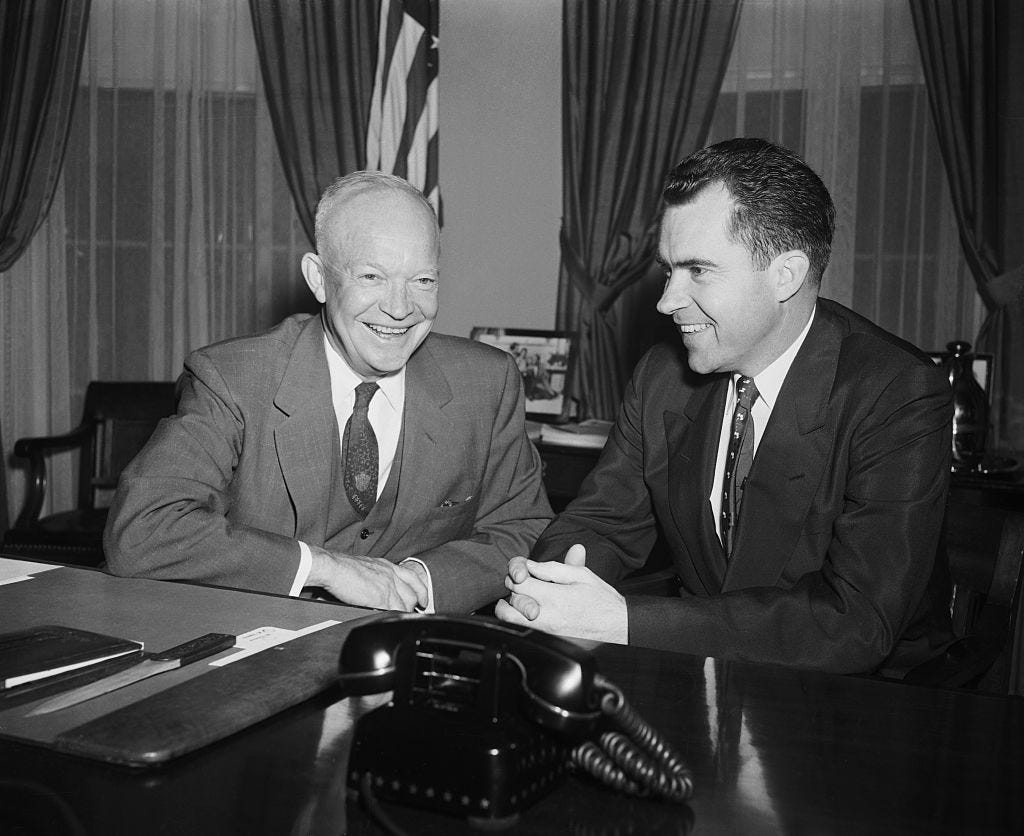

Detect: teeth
[678,323,711,333]
[366,324,410,336]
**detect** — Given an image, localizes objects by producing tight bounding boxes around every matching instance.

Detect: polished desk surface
[2,564,1024,834]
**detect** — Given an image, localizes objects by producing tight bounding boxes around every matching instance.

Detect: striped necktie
[721,376,758,556]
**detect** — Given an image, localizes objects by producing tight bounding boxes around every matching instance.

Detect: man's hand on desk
[494,544,628,644]
[306,547,429,611]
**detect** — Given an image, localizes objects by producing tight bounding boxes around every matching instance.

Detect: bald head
[314,171,439,264]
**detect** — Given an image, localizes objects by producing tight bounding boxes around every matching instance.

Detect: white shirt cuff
[401,557,435,613]
[290,541,313,597]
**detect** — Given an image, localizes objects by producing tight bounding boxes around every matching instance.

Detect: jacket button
[359,528,370,540]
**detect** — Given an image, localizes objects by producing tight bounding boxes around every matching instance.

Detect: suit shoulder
[183,314,318,399]
[818,299,947,390]
[189,314,314,363]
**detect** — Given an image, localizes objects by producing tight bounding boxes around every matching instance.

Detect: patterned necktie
[721,376,758,556]
[343,382,379,518]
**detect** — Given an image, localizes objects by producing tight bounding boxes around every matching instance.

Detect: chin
[684,352,714,375]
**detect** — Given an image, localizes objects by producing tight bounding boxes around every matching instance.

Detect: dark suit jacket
[104,314,552,614]
[532,299,954,674]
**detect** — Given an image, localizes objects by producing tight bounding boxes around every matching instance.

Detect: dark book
[0,625,143,691]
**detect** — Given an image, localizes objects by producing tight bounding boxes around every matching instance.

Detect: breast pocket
[418,498,478,545]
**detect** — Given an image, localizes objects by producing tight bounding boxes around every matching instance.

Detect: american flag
[365,0,439,212]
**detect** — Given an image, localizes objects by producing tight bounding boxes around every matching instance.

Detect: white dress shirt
[710,309,816,541]
[289,336,434,610]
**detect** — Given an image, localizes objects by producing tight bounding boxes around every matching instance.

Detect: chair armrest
[11,422,95,528]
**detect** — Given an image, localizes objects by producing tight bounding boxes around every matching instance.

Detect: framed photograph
[470,327,576,422]
[928,350,994,392]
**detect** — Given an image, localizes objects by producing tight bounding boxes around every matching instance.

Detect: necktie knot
[354,381,378,410]
[735,376,758,410]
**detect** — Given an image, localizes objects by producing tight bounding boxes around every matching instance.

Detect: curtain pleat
[248,0,379,245]
[910,0,1024,449]
[559,0,742,420]
[0,0,91,272]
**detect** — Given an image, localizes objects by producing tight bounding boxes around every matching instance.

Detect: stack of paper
[538,419,613,449]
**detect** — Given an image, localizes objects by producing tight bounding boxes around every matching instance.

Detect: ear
[769,250,810,302]
[301,253,327,304]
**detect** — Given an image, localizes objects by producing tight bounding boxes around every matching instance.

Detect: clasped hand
[494,544,628,644]
[308,547,428,611]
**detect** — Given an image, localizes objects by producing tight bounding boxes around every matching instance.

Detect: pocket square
[439,495,473,508]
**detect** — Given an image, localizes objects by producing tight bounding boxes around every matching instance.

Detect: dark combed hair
[662,137,836,283]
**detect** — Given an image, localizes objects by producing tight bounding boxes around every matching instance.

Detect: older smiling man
[497,138,955,678]
[105,172,551,614]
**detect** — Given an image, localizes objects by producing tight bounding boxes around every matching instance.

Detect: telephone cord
[571,676,694,802]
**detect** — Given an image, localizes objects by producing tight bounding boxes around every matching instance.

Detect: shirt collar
[323,335,405,412]
[746,306,816,411]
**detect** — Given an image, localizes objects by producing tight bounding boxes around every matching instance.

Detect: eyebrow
[656,256,718,271]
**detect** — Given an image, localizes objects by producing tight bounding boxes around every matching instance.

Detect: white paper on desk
[0,558,62,586]
[210,619,341,666]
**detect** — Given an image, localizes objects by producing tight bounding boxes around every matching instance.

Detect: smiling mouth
[677,323,712,334]
[364,323,411,337]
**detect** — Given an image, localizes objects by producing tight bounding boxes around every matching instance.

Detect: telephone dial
[338,613,693,828]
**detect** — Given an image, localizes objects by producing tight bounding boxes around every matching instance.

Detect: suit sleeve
[628,359,952,674]
[414,354,553,614]
[529,349,663,579]
[103,353,304,593]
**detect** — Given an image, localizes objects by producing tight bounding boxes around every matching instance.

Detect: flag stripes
[366,0,439,211]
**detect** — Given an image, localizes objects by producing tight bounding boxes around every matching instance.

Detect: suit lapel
[273,316,337,542]
[374,338,455,550]
[665,376,730,592]
[724,305,840,591]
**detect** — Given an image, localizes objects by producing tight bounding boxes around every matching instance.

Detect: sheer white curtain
[707,0,984,351]
[1,0,310,523]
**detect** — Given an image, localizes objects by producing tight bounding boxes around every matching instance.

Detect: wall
[435,0,561,338]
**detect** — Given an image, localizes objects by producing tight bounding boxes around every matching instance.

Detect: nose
[656,271,692,316]
[380,279,413,320]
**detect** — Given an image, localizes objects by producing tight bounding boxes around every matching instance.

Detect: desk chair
[615,501,1024,696]
[2,381,177,567]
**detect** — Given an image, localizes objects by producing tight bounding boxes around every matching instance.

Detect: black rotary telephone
[338,613,693,828]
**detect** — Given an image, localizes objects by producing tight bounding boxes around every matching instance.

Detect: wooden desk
[1,560,1022,834]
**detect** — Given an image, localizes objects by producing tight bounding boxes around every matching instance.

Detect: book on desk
[1,625,143,691]
[0,557,376,766]
[529,419,612,449]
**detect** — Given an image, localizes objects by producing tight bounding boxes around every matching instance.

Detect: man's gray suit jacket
[104,314,552,614]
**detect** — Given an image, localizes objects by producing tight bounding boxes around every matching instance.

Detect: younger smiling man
[105,172,552,613]
[497,138,954,677]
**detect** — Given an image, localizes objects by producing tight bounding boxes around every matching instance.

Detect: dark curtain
[0,0,89,272]
[0,0,90,531]
[558,0,742,420]
[910,0,1024,449]
[248,0,379,247]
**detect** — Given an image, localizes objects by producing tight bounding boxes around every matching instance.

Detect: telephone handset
[338,613,693,827]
